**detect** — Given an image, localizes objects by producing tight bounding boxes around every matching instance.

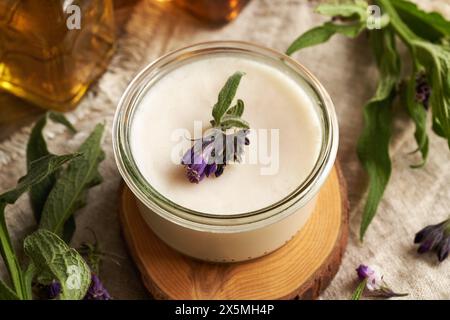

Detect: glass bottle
[0,0,115,112]
[174,0,250,24]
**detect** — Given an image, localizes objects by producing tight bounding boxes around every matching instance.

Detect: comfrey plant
[287,0,450,240]
[181,71,251,183]
[0,112,109,300]
[352,264,408,299]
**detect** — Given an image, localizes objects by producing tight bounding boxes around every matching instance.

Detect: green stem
[351,279,367,300]
[0,278,19,300]
[377,0,419,45]
[0,202,25,299]
[22,263,36,300]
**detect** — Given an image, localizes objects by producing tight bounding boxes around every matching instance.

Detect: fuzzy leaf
[0,153,79,298]
[315,1,368,19]
[357,27,401,240]
[48,112,77,133]
[27,112,77,221]
[379,0,450,149]
[226,99,245,117]
[0,278,19,300]
[1,154,80,205]
[286,22,366,55]
[220,115,250,130]
[392,0,450,43]
[39,124,105,239]
[212,72,245,125]
[24,229,91,300]
[403,75,429,167]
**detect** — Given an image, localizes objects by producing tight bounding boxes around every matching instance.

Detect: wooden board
[119,164,348,300]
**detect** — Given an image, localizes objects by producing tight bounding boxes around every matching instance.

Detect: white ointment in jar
[113,41,338,262]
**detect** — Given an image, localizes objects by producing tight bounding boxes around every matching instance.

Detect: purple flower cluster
[84,274,111,300]
[46,273,110,300]
[414,217,450,262]
[48,280,61,299]
[181,130,249,183]
[415,73,431,109]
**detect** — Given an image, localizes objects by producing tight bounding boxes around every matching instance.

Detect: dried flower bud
[353,264,407,299]
[415,217,450,262]
[181,130,249,183]
[414,73,431,109]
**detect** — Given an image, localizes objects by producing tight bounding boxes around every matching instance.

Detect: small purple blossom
[181,137,217,183]
[181,130,249,183]
[84,274,111,300]
[355,264,381,291]
[45,274,110,300]
[356,264,375,281]
[414,217,450,262]
[415,73,431,109]
[48,280,61,299]
[353,264,407,299]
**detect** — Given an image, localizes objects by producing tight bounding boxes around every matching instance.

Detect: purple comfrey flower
[84,274,111,300]
[355,264,381,291]
[181,130,249,183]
[414,217,450,262]
[48,280,61,299]
[45,274,111,300]
[353,264,407,299]
[415,73,431,109]
[181,137,217,183]
[356,265,375,281]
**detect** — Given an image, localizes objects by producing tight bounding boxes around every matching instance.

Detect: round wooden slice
[119,164,348,300]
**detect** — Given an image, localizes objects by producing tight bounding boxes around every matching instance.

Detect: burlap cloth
[0,0,449,299]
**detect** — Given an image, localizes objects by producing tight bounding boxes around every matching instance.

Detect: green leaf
[39,124,105,239]
[23,229,91,300]
[392,0,450,43]
[286,22,365,55]
[226,99,245,117]
[1,154,80,205]
[48,112,77,134]
[27,112,77,221]
[22,263,36,300]
[357,27,401,240]
[402,75,429,167]
[0,153,79,299]
[212,72,245,125]
[379,0,450,149]
[0,278,19,300]
[417,45,450,146]
[220,115,250,130]
[61,215,77,244]
[315,1,368,19]
[351,279,367,300]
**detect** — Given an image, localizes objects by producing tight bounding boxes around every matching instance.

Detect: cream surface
[130,56,322,215]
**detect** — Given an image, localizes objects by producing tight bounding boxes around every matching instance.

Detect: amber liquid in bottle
[0,0,115,112]
[174,0,250,23]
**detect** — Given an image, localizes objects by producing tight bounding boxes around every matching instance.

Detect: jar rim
[112,41,338,231]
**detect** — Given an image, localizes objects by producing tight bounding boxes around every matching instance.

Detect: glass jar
[0,0,115,112]
[113,41,338,262]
